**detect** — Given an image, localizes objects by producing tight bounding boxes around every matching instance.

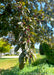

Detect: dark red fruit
[27,40,29,43]
[27,28,30,31]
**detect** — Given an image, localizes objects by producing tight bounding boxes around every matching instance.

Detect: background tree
[0,38,11,57]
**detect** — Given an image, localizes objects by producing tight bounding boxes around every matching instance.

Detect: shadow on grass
[32,57,54,67]
[0,65,37,75]
[0,65,20,75]
[0,66,43,75]
[32,57,47,66]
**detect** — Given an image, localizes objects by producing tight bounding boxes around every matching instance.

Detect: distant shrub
[39,42,54,64]
[46,47,54,64]
[39,42,50,55]
[52,45,54,50]
[39,43,44,55]
[41,43,54,64]
[42,42,51,55]
[5,54,10,56]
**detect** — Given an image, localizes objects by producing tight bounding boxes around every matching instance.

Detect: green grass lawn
[0,54,54,75]
[0,58,18,70]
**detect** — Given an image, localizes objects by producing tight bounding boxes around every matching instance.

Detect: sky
[34,43,40,49]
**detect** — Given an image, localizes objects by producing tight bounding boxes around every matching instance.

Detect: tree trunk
[19,51,26,70]
[19,62,25,70]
